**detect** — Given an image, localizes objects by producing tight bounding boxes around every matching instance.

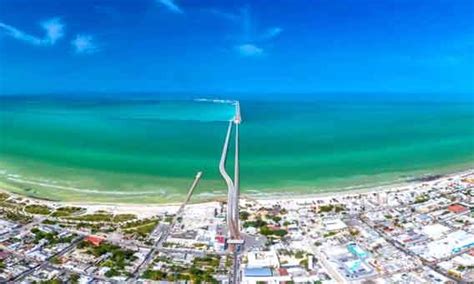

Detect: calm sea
[0,95,473,203]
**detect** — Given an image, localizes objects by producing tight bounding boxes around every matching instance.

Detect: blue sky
[0,0,473,97]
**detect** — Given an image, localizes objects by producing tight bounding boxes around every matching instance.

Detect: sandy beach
[1,168,472,219]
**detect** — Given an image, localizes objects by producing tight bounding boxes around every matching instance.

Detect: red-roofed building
[448,204,469,214]
[278,268,289,276]
[469,249,474,257]
[215,235,225,244]
[85,235,104,246]
[214,235,227,252]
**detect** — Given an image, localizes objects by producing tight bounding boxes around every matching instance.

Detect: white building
[247,250,280,268]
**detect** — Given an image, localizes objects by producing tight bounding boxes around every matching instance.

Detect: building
[84,235,104,247]
[322,218,347,232]
[448,204,469,215]
[247,250,280,269]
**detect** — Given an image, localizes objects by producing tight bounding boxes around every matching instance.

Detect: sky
[0,0,473,98]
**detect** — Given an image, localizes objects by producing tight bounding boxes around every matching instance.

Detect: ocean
[0,95,473,203]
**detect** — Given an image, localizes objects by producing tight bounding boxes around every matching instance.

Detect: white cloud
[157,0,183,14]
[41,18,64,45]
[0,17,64,46]
[71,34,99,54]
[236,44,263,57]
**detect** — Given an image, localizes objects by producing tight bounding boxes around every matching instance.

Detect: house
[448,204,469,215]
[84,235,104,247]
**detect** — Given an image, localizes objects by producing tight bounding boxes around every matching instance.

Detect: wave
[5,177,161,196]
[195,191,224,198]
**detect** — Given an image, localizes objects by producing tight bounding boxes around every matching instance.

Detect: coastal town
[2,0,473,283]
[0,170,473,283]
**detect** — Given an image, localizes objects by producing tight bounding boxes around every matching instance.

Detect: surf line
[6,177,160,196]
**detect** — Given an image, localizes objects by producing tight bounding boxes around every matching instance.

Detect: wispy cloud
[156,0,183,14]
[236,44,263,57]
[0,23,43,45]
[71,34,99,54]
[261,27,282,40]
[206,9,239,22]
[208,6,282,57]
[0,18,64,46]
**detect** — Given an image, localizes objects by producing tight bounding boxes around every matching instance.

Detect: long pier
[218,101,243,283]
[233,101,241,235]
[219,121,239,239]
[234,101,241,124]
[232,121,240,238]
[219,100,243,242]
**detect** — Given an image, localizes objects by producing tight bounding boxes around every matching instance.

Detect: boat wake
[194,98,237,105]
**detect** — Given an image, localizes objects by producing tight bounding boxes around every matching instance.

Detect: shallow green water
[0,96,473,203]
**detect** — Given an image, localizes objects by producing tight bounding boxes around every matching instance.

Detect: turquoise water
[0,96,473,203]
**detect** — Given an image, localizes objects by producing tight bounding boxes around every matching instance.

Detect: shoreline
[1,167,473,218]
[250,168,474,204]
[1,160,473,204]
